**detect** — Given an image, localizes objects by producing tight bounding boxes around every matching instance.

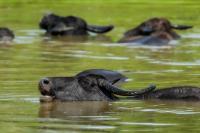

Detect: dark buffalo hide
[135,86,200,100]
[0,27,14,43]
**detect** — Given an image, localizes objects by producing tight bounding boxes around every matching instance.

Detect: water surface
[0,0,200,133]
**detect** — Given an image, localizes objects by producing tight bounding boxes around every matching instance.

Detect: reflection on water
[41,34,113,44]
[0,0,200,133]
[39,101,110,117]
[37,100,200,132]
[15,29,113,44]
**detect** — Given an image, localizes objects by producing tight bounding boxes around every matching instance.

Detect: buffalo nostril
[43,79,49,85]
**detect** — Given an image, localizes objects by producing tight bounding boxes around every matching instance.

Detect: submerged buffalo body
[38,69,200,102]
[0,27,14,43]
[39,13,114,36]
[119,18,192,45]
[38,69,155,101]
[135,86,200,100]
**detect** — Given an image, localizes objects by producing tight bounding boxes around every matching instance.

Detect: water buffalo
[39,13,114,36]
[39,69,200,102]
[38,69,155,102]
[0,27,14,43]
[118,17,192,45]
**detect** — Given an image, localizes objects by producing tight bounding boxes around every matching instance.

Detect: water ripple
[135,56,200,66]
[151,60,200,66]
[119,122,177,126]
[64,53,129,60]
[141,108,200,115]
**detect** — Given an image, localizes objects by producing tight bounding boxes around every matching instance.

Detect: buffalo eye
[43,79,50,85]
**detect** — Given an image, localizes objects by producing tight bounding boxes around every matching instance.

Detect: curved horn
[87,25,114,33]
[98,78,156,96]
[112,84,156,96]
[171,25,193,30]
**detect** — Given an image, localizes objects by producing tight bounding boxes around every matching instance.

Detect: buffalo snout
[39,78,54,96]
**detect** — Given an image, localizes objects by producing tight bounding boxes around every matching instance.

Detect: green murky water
[0,0,200,132]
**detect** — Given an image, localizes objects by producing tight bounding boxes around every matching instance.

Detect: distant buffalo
[0,27,14,43]
[119,18,192,45]
[38,69,200,102]
[38,69,155,101]
[39,13,114,36]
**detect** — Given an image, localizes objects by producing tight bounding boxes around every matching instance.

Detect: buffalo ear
[87,25,114,33]
[171,25,193,30]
